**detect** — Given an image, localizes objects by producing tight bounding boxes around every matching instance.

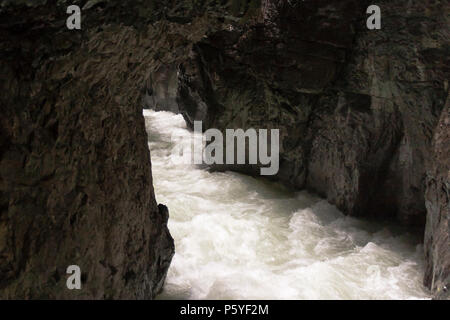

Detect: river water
[144,110,430,300]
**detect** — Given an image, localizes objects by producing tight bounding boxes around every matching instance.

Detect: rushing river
[144,110,430,300]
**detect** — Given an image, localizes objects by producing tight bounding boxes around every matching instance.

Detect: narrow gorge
[0,0,448,299]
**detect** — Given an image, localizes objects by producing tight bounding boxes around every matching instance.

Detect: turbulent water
[144,110,430,300]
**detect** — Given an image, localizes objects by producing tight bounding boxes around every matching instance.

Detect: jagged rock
[143,65,179,113]
[172,0,450,297]
[0,0,448,299]
[0,0,256,300]
[0,0,178,299]
[424,98,450,300]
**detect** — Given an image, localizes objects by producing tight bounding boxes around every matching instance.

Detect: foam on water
[144,110,430,300]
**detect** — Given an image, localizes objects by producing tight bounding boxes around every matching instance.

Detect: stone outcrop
[0,0,448,299]
[143,65,179,113]
[424,98,449,300]
[160,0,450,297]
[0,0,177,299]
[176,0,449,225]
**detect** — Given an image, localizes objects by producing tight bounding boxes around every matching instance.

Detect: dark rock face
[424,99,450,300]
[0,1,175,299]
[143,65,179,113]
[0,0,255,300]
[171,0,449,297]
[177,0,449,224]
[0,0,448,299]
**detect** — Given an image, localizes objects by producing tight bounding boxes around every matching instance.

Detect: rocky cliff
[0,0,448,299]
[0,0,175,299]
[145,0,450,298]
[424,98,449,299]
[176,0,449,226]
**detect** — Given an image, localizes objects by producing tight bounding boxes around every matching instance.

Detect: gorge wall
[424,98,449,299]
[145,0,450,298]
[0,0,178,298]
[175,0,448,226]
[0,0,448,299]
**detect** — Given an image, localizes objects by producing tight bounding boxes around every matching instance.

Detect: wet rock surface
[0,0,448,299]
[0,0,178,299]
[143,65,179,113]
[176,0,449,225]
[424,98,450,300]
[171,0,450,297]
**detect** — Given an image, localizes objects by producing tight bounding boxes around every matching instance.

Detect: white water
[144,110,430,300]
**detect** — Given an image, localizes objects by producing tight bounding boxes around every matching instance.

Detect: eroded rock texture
[143,65,179,113]
[177,0,449,225]
[0,1,177,299]
[0,0,448,299]
[424,98,449,300]
[149,0,450,297]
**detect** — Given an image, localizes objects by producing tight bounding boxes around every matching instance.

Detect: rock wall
[0,0,178,299]
[424,97,449,300]
[176,0,449,224]
[0,0,448,299]
[171,0,450,296]
[143,65,179,113]
[0,0,256,300]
